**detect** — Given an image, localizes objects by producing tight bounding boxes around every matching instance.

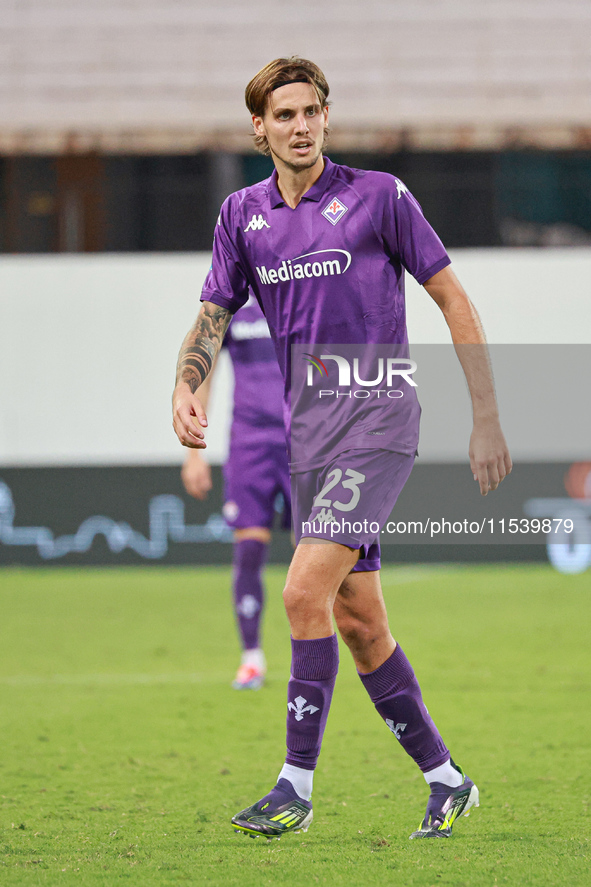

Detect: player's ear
[252,114,265,137]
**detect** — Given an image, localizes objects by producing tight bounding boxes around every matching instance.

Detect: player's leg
[334,569,450,765]
[232,446,292,688]
[333,570,479,838]
[231,526,270,690]
[279,539,358,785]
[231,539,358,838]
[223,442,280,690]
[232,449,396,837]
[325,447,477,832]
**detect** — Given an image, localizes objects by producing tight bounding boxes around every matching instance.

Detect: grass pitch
[0,564,589,886]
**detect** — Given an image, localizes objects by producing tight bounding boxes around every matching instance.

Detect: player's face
[253,82,329,173]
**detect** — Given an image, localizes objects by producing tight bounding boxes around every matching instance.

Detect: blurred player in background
[181,294,290,690]
[173,57,511,840]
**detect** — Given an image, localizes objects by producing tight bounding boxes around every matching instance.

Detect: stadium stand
[0,1,590,153]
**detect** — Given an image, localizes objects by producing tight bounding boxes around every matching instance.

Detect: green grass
[0,564,589,885]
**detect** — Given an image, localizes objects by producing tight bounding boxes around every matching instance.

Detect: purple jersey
[202,157,450,471]
[224,295,285,448]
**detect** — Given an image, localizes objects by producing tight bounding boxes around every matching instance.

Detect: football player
[173,57,511,840]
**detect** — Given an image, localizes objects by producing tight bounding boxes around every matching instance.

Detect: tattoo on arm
[176,303,231,393]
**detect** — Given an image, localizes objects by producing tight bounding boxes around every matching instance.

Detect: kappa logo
[322,196,348,225]
[394,178,423,212]
[395,179,409,199]
[386,719,407,740]
[244,213,270,232]
[315,507,336,526]
[288,695,320,721]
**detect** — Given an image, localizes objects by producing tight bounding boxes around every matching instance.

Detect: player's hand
[172,383,208,449]
[181,452,213,500]
[469,418,512,496]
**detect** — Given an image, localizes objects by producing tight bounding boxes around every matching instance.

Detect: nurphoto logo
[302,352,418,399]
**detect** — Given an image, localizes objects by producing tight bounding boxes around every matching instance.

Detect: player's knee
[282,580,330,622]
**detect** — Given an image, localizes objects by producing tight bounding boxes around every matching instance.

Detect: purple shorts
[291,449,415,572]
[223,438,291,531]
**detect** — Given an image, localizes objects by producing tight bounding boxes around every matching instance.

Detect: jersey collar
[268,156,336,208]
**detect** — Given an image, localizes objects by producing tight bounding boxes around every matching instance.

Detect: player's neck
[274,154,325,209]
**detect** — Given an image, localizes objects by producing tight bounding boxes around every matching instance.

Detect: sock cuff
[233,538,267,570]
[291,634,339,681]
[358,643,415,701]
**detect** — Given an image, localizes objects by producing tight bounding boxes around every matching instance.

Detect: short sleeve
[384,178,451,285]
[200,198,251,314]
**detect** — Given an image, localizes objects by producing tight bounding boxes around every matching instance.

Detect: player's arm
[172,301,231,449]
[423,264,512,496]
[180,358,218,499]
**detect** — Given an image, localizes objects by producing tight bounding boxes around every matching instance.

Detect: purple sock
[359,644,450,772]
[285,634,339,771]
[232,539,267,650]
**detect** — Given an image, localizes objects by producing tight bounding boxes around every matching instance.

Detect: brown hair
[245,57,330,155]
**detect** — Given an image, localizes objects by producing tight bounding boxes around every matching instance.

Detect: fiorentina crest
[288,695,320,721]
[322,196,348,226]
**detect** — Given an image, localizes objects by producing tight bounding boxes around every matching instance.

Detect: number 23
[313,468,366,513]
